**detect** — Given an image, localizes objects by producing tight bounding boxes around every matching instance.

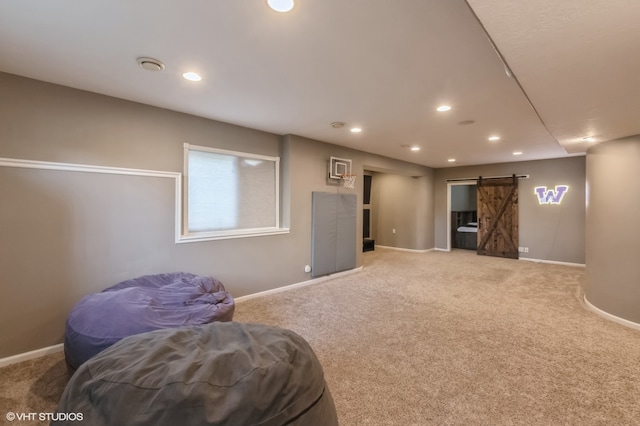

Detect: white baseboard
[375,245,434,253]
[0,268,365,368]
[0,343,64,368]
[519,257,585,268]
[370,247,583,269]
[583,296,640,331]
[234,266,363,303]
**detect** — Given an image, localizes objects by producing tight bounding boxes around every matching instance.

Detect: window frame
[179,143,288,243]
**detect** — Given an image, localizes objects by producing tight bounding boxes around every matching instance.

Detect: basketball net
[340,174,356,189]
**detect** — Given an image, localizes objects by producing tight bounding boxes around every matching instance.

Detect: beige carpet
[2,248,640,425]
[0,350,66,425]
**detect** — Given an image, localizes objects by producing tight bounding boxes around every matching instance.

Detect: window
[180,143,288,242]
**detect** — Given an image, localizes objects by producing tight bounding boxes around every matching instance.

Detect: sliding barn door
[477,176,519,259]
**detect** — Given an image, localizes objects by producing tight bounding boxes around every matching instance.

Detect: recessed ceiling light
[267,0,294,12]
[331,122,346,129]
[582,136,596,142]
[448,158,456,162]
[410,146,420,152]
[350,127,362,133]
[513,151,523,156]
[488,136,501,141]
[458,120,475,126]
[436,105,452,112]
[137,57,165,71]
[182,72,202,82]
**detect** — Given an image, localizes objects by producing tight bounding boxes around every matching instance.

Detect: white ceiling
[1,0,637,168]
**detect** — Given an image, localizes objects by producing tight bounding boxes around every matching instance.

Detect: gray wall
[285,136,435,257]
[369,172,433,250]
[434,156,586,264]
[584,136,640,323]
[0,72,434,357]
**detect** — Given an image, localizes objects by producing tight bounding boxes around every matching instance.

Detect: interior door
[476,175,519,259]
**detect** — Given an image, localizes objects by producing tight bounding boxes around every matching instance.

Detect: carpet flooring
[2,248,640,425]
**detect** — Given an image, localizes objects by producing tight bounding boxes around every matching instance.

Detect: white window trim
[179,143,288,243]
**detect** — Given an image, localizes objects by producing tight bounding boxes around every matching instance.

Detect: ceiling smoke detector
[137,57,165,71]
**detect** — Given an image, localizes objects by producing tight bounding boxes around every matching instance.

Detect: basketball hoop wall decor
[328,156,356,189]
[328,156,352,179]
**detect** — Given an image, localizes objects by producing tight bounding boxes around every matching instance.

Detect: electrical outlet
[524,247,529,253]
[392,229,396,234]
[519,247,529,253]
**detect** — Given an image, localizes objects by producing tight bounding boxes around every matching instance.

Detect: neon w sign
[534,185,569,205]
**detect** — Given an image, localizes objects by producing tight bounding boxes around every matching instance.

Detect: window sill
[176,227,290,244]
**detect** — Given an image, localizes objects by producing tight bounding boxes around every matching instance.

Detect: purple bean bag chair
[64,272,235,371]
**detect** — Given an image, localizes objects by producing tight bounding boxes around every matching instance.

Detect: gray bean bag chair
[64,272,235,371]
[53,322,338,426]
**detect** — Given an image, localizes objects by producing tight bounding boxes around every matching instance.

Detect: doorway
[447,176,520,259]
[448,181,478,251]
[363,173,374,252]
